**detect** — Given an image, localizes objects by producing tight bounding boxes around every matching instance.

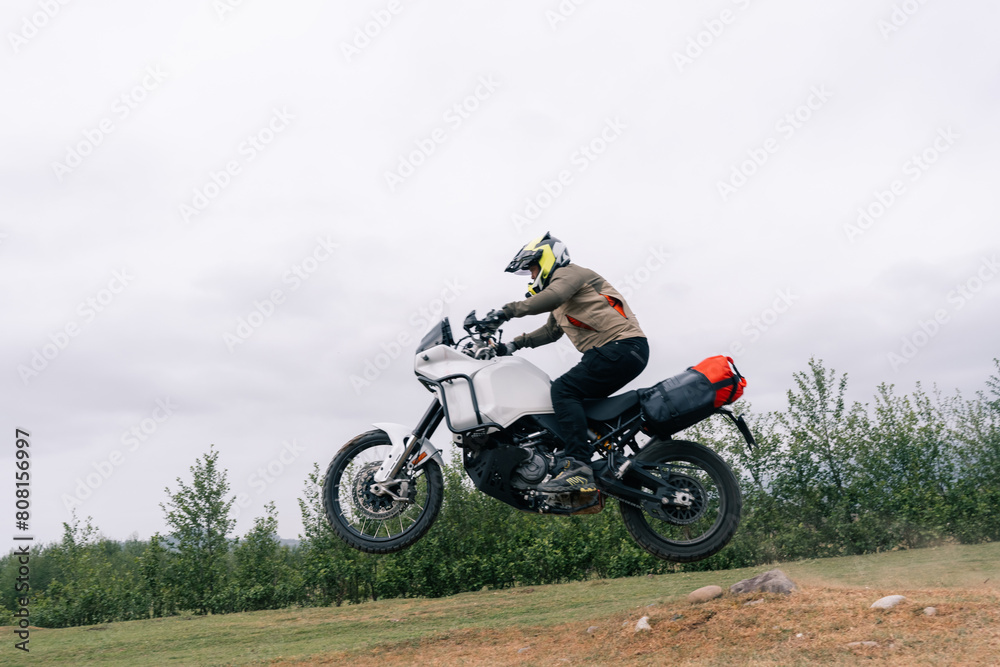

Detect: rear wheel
[619,439,741,562]
[323,430,443,554]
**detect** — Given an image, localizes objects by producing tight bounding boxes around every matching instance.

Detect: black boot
[538,457,596,493]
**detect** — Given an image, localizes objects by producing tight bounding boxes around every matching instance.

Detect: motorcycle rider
[487,232,649,493]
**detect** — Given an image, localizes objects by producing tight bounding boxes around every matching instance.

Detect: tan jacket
[502,264,645,353]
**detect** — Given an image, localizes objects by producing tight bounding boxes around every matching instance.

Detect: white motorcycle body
[373,345,553,483]
[414,343,554,432]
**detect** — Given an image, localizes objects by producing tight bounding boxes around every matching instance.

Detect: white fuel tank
[414,346,554,432]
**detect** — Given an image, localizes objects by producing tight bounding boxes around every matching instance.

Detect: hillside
[6,542,999,666]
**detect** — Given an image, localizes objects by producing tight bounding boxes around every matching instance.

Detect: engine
[511,447,550,489]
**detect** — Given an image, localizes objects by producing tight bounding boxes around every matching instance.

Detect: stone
[924,607,937,616]
[729,569,797,596]
[517,646,530,654]
[587,626,599,634]
[688,585,723,603]
[870,595,906,609]
[635,616,651,632]
[743,599,765,607]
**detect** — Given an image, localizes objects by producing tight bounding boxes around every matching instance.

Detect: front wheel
[323,430,443,554]
[619,439,741,562]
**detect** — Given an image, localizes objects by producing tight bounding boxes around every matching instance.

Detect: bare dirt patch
[279,586,1000,666]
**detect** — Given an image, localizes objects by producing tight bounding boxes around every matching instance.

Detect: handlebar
[457,310,505,359]
[463,310,503,336]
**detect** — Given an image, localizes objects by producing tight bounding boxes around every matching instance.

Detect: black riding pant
[550,336,649,461]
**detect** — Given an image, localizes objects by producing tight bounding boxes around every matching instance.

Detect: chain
[606,491,643,509]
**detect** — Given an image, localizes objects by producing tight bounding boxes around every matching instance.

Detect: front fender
[372,422,444,483]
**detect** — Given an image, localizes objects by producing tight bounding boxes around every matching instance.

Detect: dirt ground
[279,586,1000,666]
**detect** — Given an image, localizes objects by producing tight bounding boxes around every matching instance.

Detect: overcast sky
[3,0,999,545]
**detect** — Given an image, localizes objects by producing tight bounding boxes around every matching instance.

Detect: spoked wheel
[619,439,741,562]
[323,430,443,554]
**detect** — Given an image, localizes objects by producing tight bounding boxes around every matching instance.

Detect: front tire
[619,439,741,562]
[323,430,443,554]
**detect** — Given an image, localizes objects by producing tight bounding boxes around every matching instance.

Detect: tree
[30,514,148,627]
[160,446,235,614]
[139,534,171,618]
[770,358,867,557]
[230,502,296,611]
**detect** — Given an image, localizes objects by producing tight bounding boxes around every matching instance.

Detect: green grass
[6,542,999,666]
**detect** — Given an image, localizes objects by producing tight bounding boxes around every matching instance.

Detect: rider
[487,232,649,493]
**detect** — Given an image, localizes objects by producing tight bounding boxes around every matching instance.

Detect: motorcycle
[323,311,755,562]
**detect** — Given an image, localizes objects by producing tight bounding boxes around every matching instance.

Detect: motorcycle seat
[583,390,639,421]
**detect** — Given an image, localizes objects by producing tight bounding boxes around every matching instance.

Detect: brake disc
[351,462,416,521]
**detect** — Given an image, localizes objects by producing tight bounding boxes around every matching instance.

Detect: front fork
[373,400,445,484]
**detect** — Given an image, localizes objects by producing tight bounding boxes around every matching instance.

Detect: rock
[924,607,937,616]
[517,646,530,654]
[870,595,906,609]
[688,585,723,603]
[587,626,599,634]
[635,616,651,632]
[729,569,797,596]
[743,599,765,607]
[847,641,879,647]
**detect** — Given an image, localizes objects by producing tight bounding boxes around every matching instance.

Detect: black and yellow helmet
[505,232,571,296]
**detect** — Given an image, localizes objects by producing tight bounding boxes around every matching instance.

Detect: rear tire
[619,439,741,562]
[323,430,443,554]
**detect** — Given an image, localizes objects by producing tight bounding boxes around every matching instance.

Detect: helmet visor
[505,249,541,275]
